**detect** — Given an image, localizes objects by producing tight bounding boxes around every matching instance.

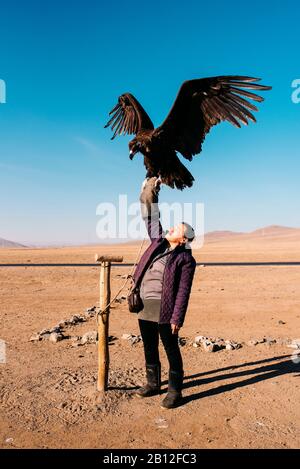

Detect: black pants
[138,319,183,373]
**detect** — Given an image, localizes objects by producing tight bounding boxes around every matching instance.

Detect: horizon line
[1,224,299,249]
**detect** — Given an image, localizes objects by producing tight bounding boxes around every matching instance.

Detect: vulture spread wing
[156,76,272,160]
[104,93,154,139]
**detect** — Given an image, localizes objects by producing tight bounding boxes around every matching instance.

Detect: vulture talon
[154,177,162,189]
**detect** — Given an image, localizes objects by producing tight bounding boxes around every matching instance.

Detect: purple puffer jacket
[132,216,196,327]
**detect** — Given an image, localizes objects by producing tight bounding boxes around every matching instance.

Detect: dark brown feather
[225,81,271,90]
[104,93,154,140]
[156,75,271,158]
[222,95,256,122]
[230,87,265,101]
[227,93,259,112]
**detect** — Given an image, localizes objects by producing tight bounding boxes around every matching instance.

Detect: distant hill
[250,225,300,237]
[0,237,26,248]
[205,225,300,243]
[204,230,245,241]
[1,226,299,248]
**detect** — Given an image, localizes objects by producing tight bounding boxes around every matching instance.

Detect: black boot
[160,370,184,409]
[135,363,161,398]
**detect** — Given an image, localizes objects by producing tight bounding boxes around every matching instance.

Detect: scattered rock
[57,320,67,328]
[247,339,258,346]
[29,330,51,342]
[194,335,208,345]
[5,438,13,444]
[277,338,290,346]
[287,339,300,350]
[291,352,300,364]
[225,342,234,351]
[130,335,142,345]
[49,332,65,343]
[85,308,97,317]
[248,338,266,345]
[178,337,187,346]
[258,338,267,344]
[193,335,242,352]
[121,333,132,340]
[215,338,226,348]
[70,336,81,347]
[29,334,42,342]
[121,333,142,345]
[202,340,219,353]
[69,314,86,325]
[225,340,242,350]
[265,337,276,345]
[81,331,98,345]
[49,326,61,334]
[278,320,286,325]
[30,305,115,344]
[69,315,79,324]
[62,319,71,326]
[33,311,89,342]
[77,332,118,346]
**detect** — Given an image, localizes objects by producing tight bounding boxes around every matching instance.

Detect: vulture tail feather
[162,155,194,190]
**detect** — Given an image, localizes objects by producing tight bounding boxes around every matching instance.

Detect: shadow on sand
[126,354,299,404]
[179,353,299,405]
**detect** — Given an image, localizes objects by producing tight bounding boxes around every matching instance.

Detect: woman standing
[132,177,196,409]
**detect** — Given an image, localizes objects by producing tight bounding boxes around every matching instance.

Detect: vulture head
[129,139,142,160]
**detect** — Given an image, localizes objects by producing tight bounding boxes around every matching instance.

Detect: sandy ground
[0,230,300,449]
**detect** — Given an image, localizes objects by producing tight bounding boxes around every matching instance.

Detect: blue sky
[0,0,299,245]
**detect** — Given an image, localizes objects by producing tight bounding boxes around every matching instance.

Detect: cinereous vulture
[105,75,271,190]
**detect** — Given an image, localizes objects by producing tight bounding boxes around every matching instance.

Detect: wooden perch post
[95,254,123,392]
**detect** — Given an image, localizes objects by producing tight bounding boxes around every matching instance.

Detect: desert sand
[0,226,299,449]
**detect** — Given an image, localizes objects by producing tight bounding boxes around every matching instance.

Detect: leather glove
[140,177,161,219]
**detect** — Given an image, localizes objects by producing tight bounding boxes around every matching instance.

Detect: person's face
[166,223,186,244]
